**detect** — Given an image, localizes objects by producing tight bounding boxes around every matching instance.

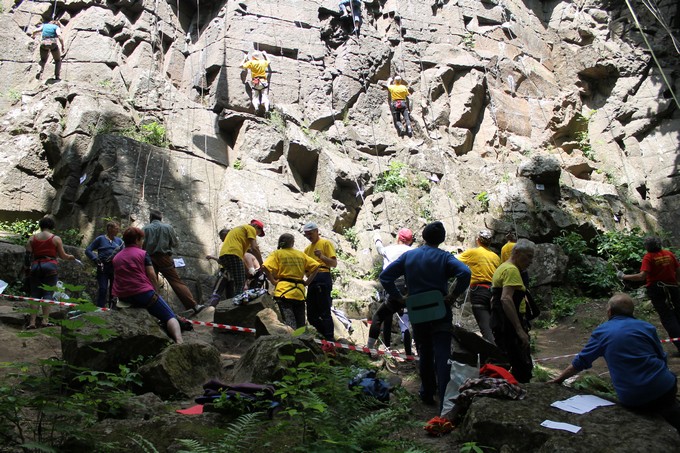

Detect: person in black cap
[380,221,471,410]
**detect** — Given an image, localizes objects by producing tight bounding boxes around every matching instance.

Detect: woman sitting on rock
[112,227,183,344]
[262,233,320,330]
[25,215,76,329]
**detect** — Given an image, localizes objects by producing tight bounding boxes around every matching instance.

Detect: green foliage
[576,112,596,160]
[177,413,263,453]
[414,176,431,192]
[121,121,168,147]
[0,357,143,450]
[312,191,320,203]
[267,109,286,133]
[531,365,555,383]
[570,374,616,400]
[550,289,589,321]
[554,231,589,258]
[343,227,359,250]
[376,161,407,193]
[233,158,244,170]
[58,228,84,247]
[595,228,645,271]
[462,32,475,49]
[475,191,490,212]
[0,219,38,243]
[330,287,342,299]
[461,442,495,453]
[4,88,21,103]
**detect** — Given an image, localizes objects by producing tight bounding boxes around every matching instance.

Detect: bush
[0,219,38,243]
[595,228,645,271]
[121,121,168,147]
[375,161,407,193]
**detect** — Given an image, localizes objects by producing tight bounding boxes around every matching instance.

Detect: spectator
[303,222,337,341]
[85,221,123,308]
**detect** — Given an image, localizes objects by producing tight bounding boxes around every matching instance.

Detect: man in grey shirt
[143,210,204,314]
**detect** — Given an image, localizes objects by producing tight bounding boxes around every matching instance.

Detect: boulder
[527,244,568,287]
[213,293,276,329]
[138,341,222,399]
[255,307,293,337]
[458,383,680,451]
[518,155,561,186]
[61,308,174,372]
[0,241,26,285]
[231,334,323,384]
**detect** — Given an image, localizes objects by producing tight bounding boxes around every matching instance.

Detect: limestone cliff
[0,0,678,304]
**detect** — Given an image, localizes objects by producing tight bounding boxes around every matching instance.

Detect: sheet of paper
[173,257,186,268]
[0,279,7,294]
[541,420,581,433]
[551,395,615,414]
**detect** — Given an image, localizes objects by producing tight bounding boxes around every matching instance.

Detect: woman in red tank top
[25,216,75,329]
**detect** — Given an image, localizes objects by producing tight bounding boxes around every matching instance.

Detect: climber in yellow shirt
[385,76,413,138]
[240,50,272,114]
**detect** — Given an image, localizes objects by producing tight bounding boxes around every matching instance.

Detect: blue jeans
[120,290,176,324]
[412,321,452,409]
[95,264,114,308]
[306,272,334,340]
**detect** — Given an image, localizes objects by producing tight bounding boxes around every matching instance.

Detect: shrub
[343,227,359,250]
[0,219,38,243]
[376,161,407,193]
[595,227,645,271]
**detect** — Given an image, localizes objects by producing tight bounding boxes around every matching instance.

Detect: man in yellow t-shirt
[386,76,413,138]
[263,233,320,329]
[303,221,337,340]
[240,50,271,113]
[456,229,501,343]
[218,220,265,300]
[491,239,536,383]
[501,232,516,262]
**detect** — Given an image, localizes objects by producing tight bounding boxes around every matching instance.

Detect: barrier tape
[661,337,680,344]
[0,293,110,311]
[315,338,417,361]
[534,353,577,363]
[179,317,257,333]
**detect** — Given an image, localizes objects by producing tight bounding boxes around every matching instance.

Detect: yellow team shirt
[304,238,336,273]
[263,248,320,300]
[243,59,269,79]
[501,241,516,263]
[492,261,526,313]
[220,224,257,259]
[457,246,500,286]
[387,84,409,101]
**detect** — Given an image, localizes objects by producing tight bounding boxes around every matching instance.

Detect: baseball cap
[397,228,413,243]
[303,222,319,232]
[250,219,265,237]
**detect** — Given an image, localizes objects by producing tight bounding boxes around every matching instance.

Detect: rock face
[0,1,679,307]
[458,383,680,452]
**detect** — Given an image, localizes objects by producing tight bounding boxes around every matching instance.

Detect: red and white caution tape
[661,337,680,344]
[179,317,257,333]
[0,293,110,311]
[534,353,577,363]
[315,339,417,361]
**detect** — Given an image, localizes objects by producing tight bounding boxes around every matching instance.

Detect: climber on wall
[385,76,413,138]
[338,0,362,35]
[31,19,65,81]
[240,50,271,115]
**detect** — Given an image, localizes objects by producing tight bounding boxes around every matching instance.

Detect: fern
[177,413,263,453]
[177,438,211,453]
[129,435,160,453]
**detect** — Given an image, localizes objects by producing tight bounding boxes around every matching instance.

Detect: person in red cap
[368,228,415,354]
[216,220,265,302]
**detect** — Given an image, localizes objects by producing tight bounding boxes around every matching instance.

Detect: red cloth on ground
[480,363,518,385]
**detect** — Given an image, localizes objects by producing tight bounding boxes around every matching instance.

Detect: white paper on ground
[551,394,615,414]
[174,257,186,268]
[0,279,7,294]
[541,420,581,433]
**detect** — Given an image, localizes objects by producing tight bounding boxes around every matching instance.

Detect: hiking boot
[208,294,220,307]
[193,304,206,315]
[406,129,413,138]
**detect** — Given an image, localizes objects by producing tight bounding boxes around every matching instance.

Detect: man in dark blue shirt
[380,221,471,409]
[85,221,123,308]
[551,293,680,434]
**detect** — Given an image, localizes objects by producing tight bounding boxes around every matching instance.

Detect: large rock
[138,341,222,399]
[213,293,276,329]
[61,308,175,372]
[459,382,680,451]
[527,244,568,287]
[231,334,322,384]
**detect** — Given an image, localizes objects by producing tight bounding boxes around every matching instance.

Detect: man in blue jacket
[380,221,471,409]
[85,221,123,308]
[550,293,680,434]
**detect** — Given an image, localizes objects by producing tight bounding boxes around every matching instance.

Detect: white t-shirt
[376,241,411,269]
